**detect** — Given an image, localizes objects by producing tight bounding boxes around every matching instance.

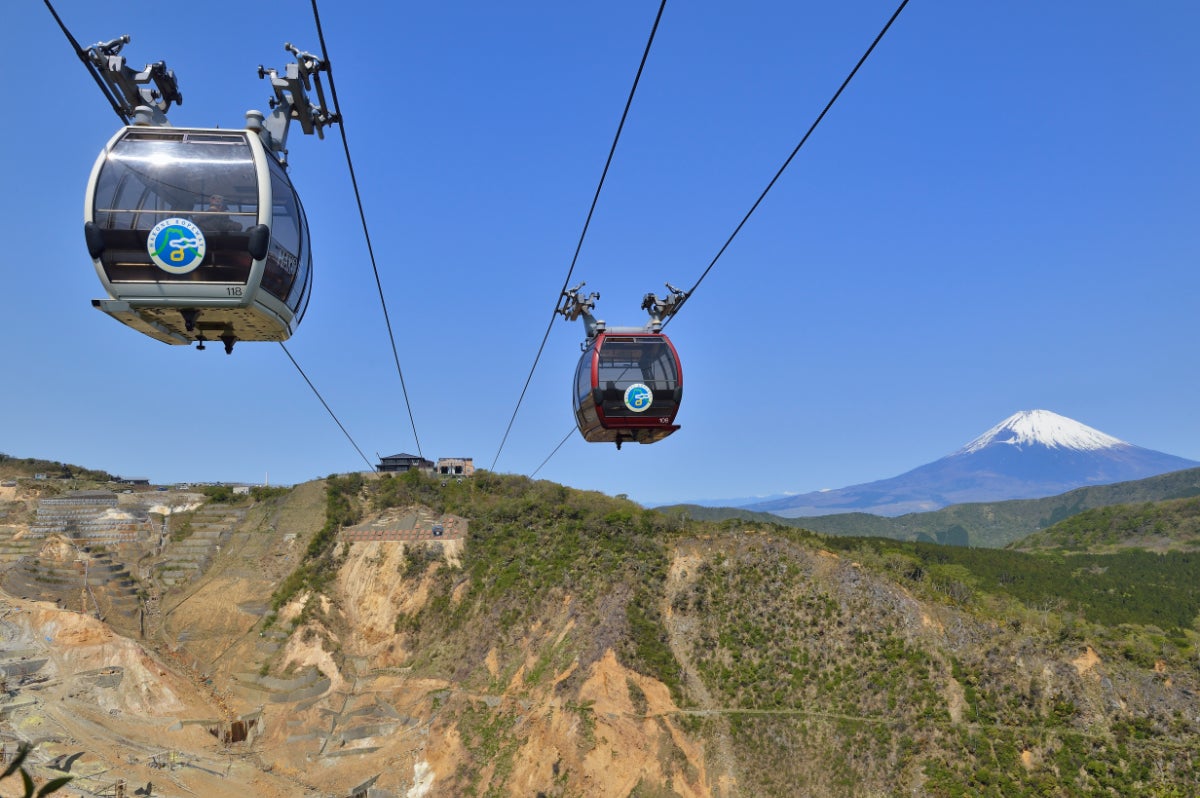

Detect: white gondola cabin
[84,123,312,352]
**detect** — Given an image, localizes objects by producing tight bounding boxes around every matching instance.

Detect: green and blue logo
[147,218,206,274]
[624,383,653,413]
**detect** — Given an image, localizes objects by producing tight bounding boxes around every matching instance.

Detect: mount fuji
[742,410,1200,518]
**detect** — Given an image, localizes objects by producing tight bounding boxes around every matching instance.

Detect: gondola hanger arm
[641,283,689,330]
[256,42,339,161]
[85,35,182,125]
[557,283,605,342]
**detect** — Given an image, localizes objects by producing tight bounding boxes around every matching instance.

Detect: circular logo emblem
[147,218,206,274]
[624,383,653,413]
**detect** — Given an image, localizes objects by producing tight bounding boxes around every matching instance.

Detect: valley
[0,467,1197,797]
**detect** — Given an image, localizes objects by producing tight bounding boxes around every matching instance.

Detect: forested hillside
[1012,496,1200,554]
[661,466,1200,547]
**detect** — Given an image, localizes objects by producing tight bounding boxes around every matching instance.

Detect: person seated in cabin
[201,194,242,233]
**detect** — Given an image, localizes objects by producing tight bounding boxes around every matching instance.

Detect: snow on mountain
[959,410,1124,454]
[735,410,1200,518]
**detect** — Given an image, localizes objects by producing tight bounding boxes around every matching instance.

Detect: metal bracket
[86,35,182,126]
[557,282,604,342]
[641,282,689,330]
[256,43,339,161]
[560,281,689,340]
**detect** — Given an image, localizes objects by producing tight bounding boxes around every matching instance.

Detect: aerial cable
[48,0,384,474]
[529,427,576,479]
[308,0,425,459]
[491,0,669,472]
[280,343,376,472]
[664,0,911,328]
[43,0,131,124]
[527,0,911,479]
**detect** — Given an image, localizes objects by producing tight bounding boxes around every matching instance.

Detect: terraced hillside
[0,471,1196,797]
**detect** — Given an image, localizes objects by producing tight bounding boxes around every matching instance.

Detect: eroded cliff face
[245,534,715,797]
[1,495,719,797]
[2,487,1198,798]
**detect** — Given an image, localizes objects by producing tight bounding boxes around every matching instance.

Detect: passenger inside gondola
[202,194,241,233]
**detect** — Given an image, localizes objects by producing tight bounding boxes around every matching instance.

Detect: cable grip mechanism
[557,282,604,342]
[641,282,689,330]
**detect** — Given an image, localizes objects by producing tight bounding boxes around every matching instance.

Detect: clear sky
[4,1,1198,506]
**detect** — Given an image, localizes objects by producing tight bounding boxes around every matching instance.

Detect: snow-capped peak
[958,410,1126,455]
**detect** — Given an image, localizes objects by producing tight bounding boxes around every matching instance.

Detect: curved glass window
[91,130,257,284]
[292,263,313,325]
[595,336,680,418]
[287,183,312,316]
[575,347,595,409]
[572,346,601,435]
[261,159,307,308]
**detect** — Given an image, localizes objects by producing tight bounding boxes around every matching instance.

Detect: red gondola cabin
[573,332,682,446]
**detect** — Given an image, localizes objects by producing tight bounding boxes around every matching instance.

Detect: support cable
[280,343,375,472]
[491,0,669,471]
[528,0,911,477]
[47,0,397,474]
[665,0,911,327]
[309,0,425,459]
[529,427,576,479]
[43,0,132,123]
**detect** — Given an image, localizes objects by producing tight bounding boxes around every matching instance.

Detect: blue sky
[4,1,1198,506]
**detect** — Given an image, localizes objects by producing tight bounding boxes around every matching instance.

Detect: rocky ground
[2,476,1198,797]
[1,482,692,797]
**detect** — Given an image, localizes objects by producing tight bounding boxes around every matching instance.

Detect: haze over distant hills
[734,410,1200,518]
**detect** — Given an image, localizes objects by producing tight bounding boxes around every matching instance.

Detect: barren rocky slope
[1,471,1198,797]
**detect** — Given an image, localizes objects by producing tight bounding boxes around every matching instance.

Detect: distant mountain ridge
[660,465,1200,549]
[741,410,1199,518]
